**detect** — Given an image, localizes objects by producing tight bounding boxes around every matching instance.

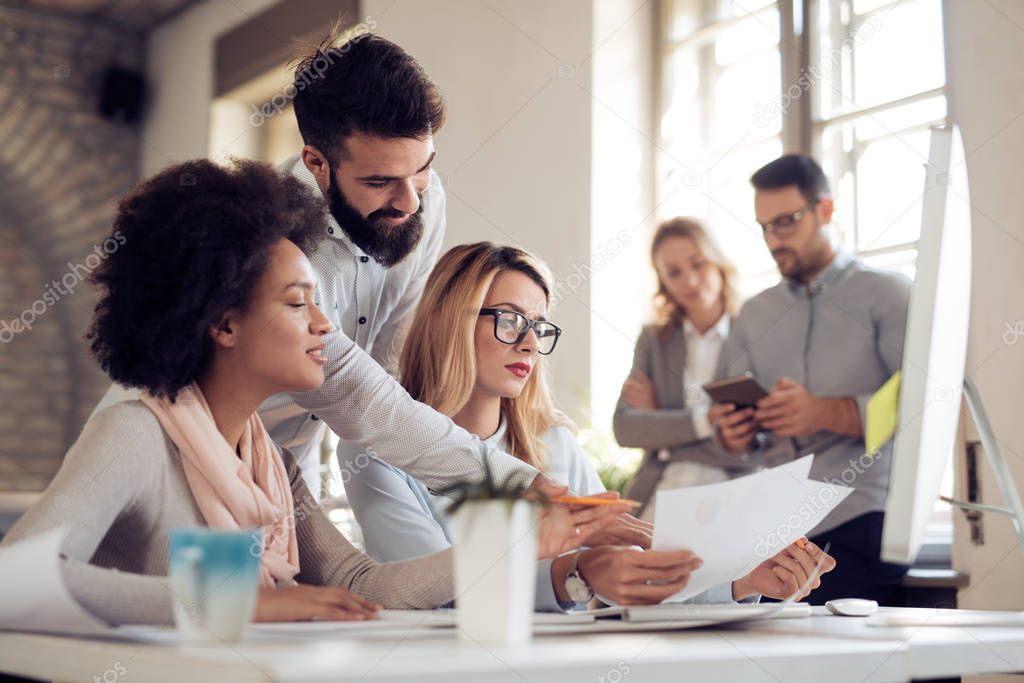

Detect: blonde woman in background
[343,242,836,608]
[615,218,758,520]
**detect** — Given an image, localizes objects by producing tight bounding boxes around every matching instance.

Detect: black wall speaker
[98,66,146,124]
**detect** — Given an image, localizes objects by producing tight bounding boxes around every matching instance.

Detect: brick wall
[0,5,143,490]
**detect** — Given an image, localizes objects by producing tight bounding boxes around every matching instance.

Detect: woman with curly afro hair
[3,159,626,627]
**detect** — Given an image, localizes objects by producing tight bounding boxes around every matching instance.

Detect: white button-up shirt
[656,314,731,491]
[257,155,448,495]
[681,314,731,439]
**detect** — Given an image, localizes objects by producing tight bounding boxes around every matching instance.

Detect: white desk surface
[2,607,1022,683]
[752,606,1024,681]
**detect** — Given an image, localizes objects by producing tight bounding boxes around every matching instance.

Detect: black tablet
[702,373,769,409]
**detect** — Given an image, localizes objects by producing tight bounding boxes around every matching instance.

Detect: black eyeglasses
[479,308,562,355]
[757,200,819,237]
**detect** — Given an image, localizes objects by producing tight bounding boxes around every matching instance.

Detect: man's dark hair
[291,29,445,163]
[750,154,831,204]
[87,159,328,401]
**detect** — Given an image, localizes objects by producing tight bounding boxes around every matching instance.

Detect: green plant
[433,453,542,515]
[576,428,643,496]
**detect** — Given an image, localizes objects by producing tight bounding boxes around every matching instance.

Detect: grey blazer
[614,323,757,514]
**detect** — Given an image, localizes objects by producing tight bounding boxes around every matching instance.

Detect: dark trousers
[806,511,909,605]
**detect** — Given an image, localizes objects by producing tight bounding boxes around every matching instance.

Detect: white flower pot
[450,499,538,645]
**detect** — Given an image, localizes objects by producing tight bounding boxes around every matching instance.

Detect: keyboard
[625,601,811,623]
[586,602,812,623]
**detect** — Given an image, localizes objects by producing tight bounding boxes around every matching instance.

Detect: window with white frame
[654,0,952,561]
[657,0,784,298]
[812,0,948,279]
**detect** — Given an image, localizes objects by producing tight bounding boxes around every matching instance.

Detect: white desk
[1,608,1022,683]
[753,607,1024,681]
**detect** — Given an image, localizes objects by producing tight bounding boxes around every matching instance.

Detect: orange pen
[553,495,641,508]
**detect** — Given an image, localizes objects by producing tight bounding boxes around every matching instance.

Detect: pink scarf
[141,384,300,587]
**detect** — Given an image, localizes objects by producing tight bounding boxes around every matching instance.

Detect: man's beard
[772,217,829,282]
[326,174,424,267]
[771,247,805,280]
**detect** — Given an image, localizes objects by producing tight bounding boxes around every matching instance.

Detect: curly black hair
[87,158,328,401]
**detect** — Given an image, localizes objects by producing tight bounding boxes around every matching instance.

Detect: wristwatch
[563,550,594,603]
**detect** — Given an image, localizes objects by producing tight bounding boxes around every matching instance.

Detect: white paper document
[651,455,853,602]
[0,526,112,636]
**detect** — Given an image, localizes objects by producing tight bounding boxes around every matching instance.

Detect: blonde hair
[650,217,741,339]
[399,242,571,471]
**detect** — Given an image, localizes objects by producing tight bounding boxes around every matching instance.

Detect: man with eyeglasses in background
[708,154,911,604]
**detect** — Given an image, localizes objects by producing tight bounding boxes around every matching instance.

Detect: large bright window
[812,0,947,279]
[658,0,783,298]
[658,0,947,284]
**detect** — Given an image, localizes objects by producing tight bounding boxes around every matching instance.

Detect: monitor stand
[939,377,1024,550]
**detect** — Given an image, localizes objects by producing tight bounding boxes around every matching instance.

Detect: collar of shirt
[480,415,509,448]
[682,312,731,343]
[286,155,373,263]
[785,246,854,297]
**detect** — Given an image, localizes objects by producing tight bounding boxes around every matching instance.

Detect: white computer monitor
[880,125,972,565]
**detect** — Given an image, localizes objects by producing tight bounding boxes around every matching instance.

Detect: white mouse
[825,598,879,617]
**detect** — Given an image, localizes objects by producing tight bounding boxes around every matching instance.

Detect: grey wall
[0,5,143,490]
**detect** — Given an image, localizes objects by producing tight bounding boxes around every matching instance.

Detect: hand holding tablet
[703,374,768,453]
[702,373,769,409]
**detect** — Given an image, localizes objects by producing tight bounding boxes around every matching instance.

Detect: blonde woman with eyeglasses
[342,242,836,608]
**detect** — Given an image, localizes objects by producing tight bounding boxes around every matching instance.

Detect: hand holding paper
[651,455,852,602]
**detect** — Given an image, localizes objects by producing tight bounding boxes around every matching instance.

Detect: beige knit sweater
[2,401,453,625]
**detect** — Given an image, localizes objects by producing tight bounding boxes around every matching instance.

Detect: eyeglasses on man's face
[757,200,819,237]
[478,308,561,355]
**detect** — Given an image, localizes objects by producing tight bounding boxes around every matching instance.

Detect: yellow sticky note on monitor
[865,371,901,456]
